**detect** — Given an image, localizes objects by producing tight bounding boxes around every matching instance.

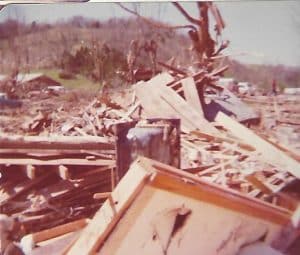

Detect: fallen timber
[1,71,300,255]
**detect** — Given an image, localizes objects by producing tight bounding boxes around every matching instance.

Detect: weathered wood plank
[181,77,204,117]
[67,160,152,255]
[134,73,218,135]
[0,158,115,166]
[0,134,114,150]
[155,79,218,135]
[215,112,300,178]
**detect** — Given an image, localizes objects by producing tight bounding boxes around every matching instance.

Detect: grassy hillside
[0,17,299,90]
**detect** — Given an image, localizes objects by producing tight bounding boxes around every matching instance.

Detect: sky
[0,1,299,67]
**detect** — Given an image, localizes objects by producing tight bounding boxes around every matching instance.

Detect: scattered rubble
[0,1,299,254]
[0,70,299,255]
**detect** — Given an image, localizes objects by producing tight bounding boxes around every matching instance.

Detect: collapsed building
[0,1,300,255]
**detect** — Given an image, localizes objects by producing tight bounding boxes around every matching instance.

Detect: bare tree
[117,2,228,70]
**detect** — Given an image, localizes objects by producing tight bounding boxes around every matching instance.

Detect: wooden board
[134,73,218,135]
[67,160,152,255]
[215,112,300,178]
[155,79,218,135]
[181,77,204,117]
[0,134,114,150]
[0,158,115,166]
[134,81,196,133]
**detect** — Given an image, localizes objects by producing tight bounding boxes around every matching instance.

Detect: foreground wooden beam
[215,112,300,178]
[0,158,115,166]
[0,135,114,151]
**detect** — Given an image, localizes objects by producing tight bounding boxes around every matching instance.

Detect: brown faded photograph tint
[0,1,300,255]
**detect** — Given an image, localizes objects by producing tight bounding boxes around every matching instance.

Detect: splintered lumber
[155,79,218,134]
[0,171,54,208]
[0,135,114,151]
[245,174,273,195]
[67,157,294,255]
[134,73,218,135]
[215,112,300,178]
[181,77,204,117]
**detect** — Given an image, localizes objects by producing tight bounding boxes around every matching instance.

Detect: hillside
[0,17,299,90]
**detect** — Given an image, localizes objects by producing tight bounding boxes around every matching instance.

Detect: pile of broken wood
[1,71,300,254]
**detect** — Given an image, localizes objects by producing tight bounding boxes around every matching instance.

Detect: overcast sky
[0,1,299,67]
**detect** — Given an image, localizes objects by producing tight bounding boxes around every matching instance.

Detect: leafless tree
[117,2,228,70]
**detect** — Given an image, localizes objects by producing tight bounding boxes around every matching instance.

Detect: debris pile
[0,1,299,254]
[1,70,300,254]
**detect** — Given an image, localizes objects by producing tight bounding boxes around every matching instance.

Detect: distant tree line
[0,16,299,89]
[224,59,300,90]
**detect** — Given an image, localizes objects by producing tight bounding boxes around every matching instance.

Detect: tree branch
[172,2,201,25]
[117,3,197,31]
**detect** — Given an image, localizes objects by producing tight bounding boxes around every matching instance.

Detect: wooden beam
[0,149,115,156]
[0,134,114,150]
[215,112,300,178]
[0,158,115,166]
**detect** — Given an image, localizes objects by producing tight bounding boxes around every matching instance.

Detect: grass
[29,68,102,92]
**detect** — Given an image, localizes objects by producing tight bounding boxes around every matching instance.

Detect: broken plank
[155,80,219,135]
[120,101,140,121]
[67,161,152,255]
[134,82,196,133]
[245,174,273,195]
[0,171,54,208]
[215,112,300,178]
[181,77,204,117]
[134,73,216,134]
